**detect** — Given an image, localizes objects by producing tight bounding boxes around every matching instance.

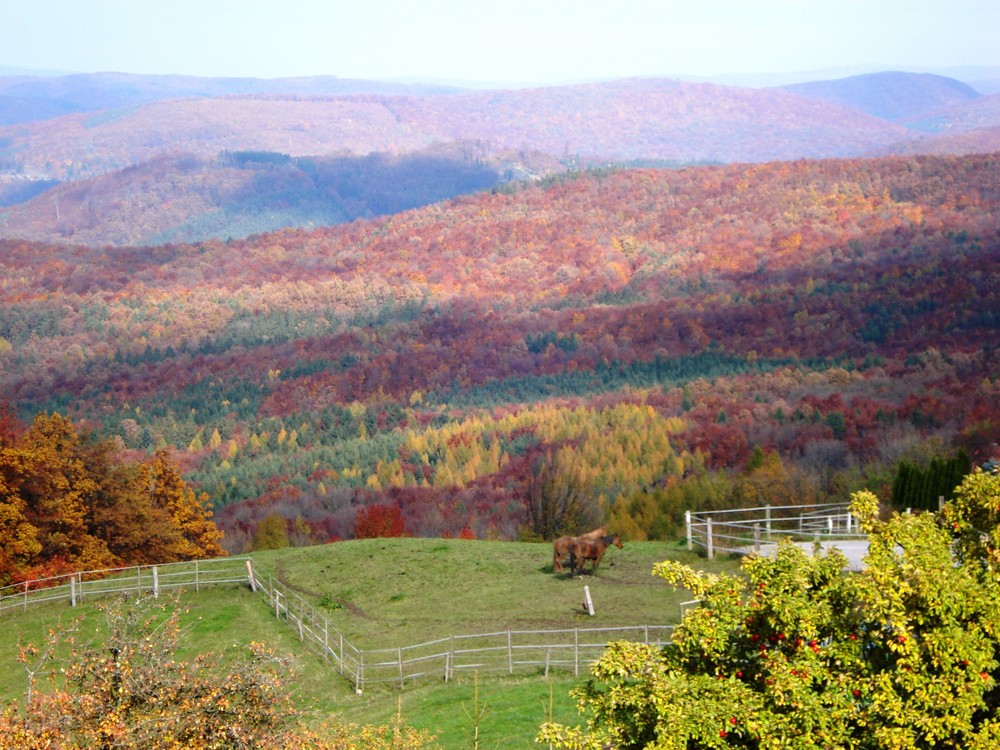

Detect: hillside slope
[0,146,523,246]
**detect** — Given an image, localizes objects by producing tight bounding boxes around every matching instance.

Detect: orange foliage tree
[0,413,225,585]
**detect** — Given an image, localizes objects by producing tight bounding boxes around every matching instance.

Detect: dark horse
[552,527,605,573]
[571,533,622,576]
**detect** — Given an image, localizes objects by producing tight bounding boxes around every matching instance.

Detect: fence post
[398,647,404,689]
[753,523,761,553]
[508,630,514,674]
[274,590,282,620]
[195,560,200,592]
[23,581,28,611]
[847,512,852,533]
[685,510,692,551]
[70,575,77,607]
[246,560,257,592]
[357,652,364,695]
[765,504,772,539]
[77,573,83,604]
[798,513,804,536]
[448,636,454,682]
[939,495,945,511]
[706,517,714,560]
[827,516,833,535]
[152,567,159,599]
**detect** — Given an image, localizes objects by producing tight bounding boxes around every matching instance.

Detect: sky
[2,0,999,86]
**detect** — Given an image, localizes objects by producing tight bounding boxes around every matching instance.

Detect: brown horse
[571,533,622,576]
[552,527,605,573]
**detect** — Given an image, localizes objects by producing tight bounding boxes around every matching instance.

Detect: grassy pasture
[0,538,743,748]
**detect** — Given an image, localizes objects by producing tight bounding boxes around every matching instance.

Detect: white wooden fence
[685,502,866,558]
[2,556,673,693]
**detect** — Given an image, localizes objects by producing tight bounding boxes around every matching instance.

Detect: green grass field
[0,539,742,749]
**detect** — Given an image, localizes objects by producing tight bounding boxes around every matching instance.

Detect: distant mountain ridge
[0,71,463,125]
[0,77,912,182]
[778,71,981,124]
[1,70,999,246]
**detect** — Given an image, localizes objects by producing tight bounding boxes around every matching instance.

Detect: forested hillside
[1,153,997,551]
[0,145,527,246]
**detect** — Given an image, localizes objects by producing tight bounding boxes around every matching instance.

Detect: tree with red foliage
[354,502,407,539]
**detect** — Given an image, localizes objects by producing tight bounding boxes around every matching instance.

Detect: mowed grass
[0,538,743,749]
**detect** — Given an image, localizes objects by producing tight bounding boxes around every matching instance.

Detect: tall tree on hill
[524,448,603,540]
[140,450,225,560]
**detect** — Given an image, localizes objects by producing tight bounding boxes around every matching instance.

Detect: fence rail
[3,556,671,693]
[685,502,866,558]
[354,624,674,689]
[0,557,252,614]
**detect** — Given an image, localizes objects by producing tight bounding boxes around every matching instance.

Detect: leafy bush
[540,470,1000,749]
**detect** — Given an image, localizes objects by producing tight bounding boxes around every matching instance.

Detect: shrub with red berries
[539,476,1000,749]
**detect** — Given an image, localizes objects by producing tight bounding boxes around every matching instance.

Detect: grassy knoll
[250,539,734,649]
[0,539,742,748]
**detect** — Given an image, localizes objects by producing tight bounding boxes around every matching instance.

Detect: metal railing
[0,557,252,614]
[354,624,673,690]
[685,503,865,559]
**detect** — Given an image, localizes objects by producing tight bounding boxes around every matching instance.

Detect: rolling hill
[777,71,981,123]
[5,73,1000,247]
[0,144,541,246]
[0,75,932,245]
[0,77,915,184]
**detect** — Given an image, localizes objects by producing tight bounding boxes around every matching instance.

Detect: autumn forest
[1,144,997,570]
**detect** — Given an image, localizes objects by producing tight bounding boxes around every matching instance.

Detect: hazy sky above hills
[3,0,999,86]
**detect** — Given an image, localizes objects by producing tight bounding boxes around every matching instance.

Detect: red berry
[730,717,738,725]
[720,730,728,738]
[853,689,861,697]
[736,670,743,678]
